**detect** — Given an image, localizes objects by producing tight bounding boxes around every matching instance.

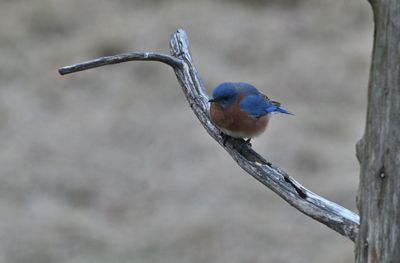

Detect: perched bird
[209,82,292,139]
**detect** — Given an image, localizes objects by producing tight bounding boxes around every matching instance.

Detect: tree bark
[356,1,400,262]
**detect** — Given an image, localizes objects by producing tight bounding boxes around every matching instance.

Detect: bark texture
[356,1,400,262]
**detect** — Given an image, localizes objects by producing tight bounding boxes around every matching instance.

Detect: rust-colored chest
[209,100,269,138]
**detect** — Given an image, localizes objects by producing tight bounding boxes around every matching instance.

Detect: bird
[209,82,292,140]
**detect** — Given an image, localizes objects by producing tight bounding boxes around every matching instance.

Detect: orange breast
[210,101,269,138]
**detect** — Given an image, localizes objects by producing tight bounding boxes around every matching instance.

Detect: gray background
[0,0,371,262]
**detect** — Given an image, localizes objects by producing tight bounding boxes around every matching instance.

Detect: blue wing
[240,94,292,118]
[234,82,259,95]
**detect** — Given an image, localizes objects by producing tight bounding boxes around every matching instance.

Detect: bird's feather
[240,94,292,118]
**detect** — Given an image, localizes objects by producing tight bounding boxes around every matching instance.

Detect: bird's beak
[208,98,216,103]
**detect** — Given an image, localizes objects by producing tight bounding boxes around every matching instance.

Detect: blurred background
[0,0,372,262]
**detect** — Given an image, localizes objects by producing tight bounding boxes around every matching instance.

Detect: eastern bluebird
[209,82,292,139]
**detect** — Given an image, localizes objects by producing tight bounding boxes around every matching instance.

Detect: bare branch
[59,29,360,242]
[169,29,359,242]
[58,52,183,75]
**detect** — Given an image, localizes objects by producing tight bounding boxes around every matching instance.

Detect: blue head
[209,83,239,108]
[209,82,259,108]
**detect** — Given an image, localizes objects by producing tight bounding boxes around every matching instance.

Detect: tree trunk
[356,1,400,262]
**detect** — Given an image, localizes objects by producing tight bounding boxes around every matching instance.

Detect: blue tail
[266,105,294,115]
[275,107,294,115]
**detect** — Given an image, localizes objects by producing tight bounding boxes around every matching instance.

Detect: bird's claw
[236,138,252,150]
[220,132,252,150]
[220,132,229,146]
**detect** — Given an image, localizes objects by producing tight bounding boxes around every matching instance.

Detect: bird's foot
[228,138,252,151]
[236,138,252,150]
[220,133,252,150]
[220,132,231,146]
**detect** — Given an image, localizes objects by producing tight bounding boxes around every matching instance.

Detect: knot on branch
[356,138,365,163]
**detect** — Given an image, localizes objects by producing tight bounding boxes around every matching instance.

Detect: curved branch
[58,29,360,242]
[58,52,183,75]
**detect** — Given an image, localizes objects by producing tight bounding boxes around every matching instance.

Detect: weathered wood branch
[59,29,360,242]
[58,52,182,75]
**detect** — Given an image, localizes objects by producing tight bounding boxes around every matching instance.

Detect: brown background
[0,0,372,262]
